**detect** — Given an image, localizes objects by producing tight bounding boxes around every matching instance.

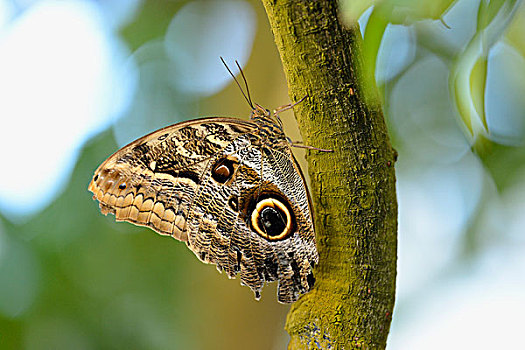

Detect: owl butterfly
[88,60,328,303]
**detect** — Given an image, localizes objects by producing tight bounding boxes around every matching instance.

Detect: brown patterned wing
[88,117,318,303]
[89,118,255,241]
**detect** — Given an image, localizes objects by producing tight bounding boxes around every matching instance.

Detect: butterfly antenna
[235,60,254,109]
[220,57,254,109]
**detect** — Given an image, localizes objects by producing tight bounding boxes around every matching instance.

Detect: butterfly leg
[273,95,333,152]
[273,94,308,116]
[287,138,333,153]
[272,95,308,129]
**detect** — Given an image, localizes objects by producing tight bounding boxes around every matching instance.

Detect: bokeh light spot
[0,1,134,219]
[164,0,256,96]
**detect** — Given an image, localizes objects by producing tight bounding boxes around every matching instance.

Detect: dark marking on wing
[307,272,315,290]
[290,259,302,291]
[235,249,242,273]
[153,168,201,185]
[264,257,279,280]
[178,126,199,140]
[184,138,222,156]
[132,143,151,158]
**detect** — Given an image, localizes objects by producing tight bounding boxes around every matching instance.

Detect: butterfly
[88,59,329,303]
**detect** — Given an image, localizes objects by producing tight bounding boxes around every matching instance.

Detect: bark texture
[261,1,398,348]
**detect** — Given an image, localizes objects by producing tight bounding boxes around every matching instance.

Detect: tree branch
[261,0,398,348]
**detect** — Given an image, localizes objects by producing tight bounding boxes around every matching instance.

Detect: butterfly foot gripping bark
[88,104,319,303]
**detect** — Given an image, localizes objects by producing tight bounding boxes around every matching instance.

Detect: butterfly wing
[88,117,318,303]
[263,147,318,302]
[89,118,255,240]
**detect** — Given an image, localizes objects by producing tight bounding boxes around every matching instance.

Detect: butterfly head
[251,103,272,120]
[250,103,285,132]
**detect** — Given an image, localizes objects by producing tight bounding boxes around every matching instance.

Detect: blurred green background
[0,0,524,349]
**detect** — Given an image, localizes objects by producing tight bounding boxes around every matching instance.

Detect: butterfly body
[89,106,318,303]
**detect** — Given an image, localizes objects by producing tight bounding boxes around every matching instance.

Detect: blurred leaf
[450,0,521,141]
[505,1,525,58]
[341,0,457,25]
[340,0,376,24]
[451,45,490,136]
[378,0,457,25]
[479,142,525,191]
[477,0,501,30]
[362,8,389,88]
[480,0,521,48]
[477,0,519,31]
[451,53,475,136]
[484,42,525,146]
[120,0,185,51]
[471,132,494,155]
[469,56,488,131]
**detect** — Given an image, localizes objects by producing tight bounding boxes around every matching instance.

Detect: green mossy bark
[261,1,398,348]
